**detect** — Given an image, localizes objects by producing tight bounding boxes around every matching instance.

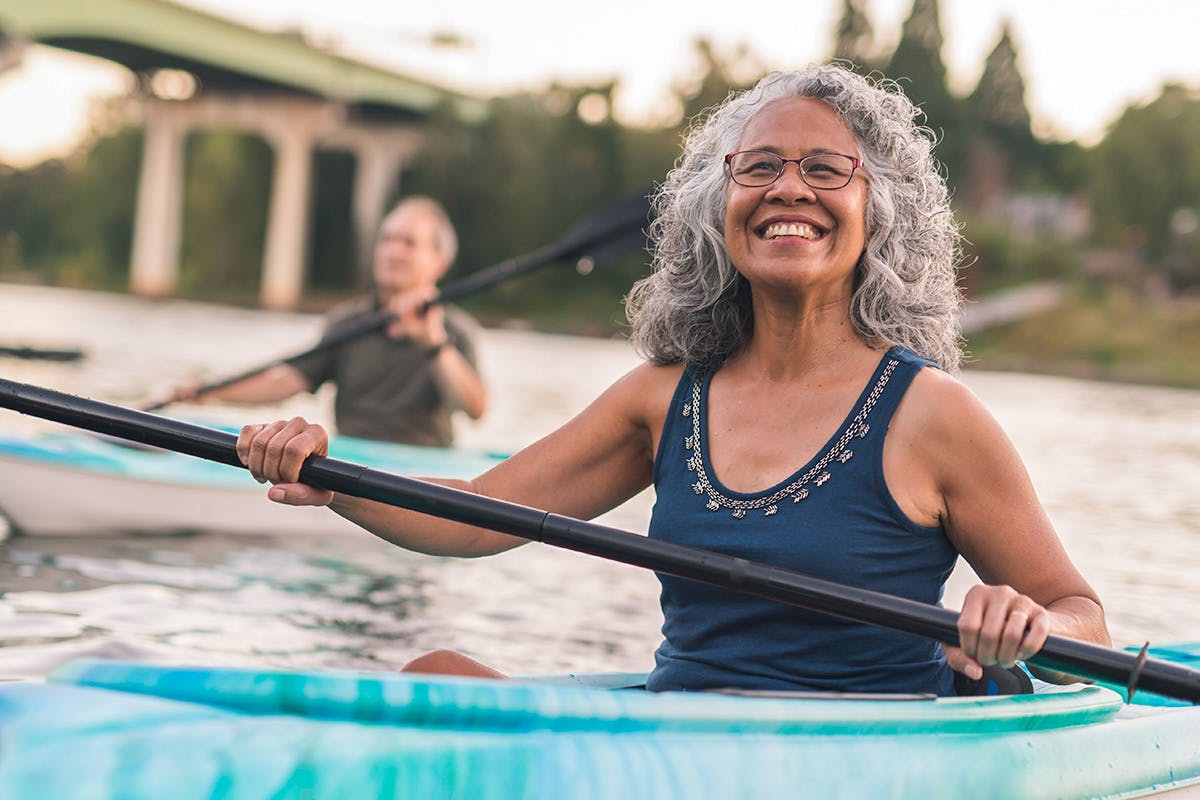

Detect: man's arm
[168,364,312,406]
[428,344,486,419]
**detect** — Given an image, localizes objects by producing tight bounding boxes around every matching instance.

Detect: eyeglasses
[724,150,862,190]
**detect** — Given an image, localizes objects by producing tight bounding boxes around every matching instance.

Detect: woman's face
[723,96,868,298]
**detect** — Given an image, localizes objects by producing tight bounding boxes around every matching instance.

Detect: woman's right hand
[236,417,335,507]
[944,583,1051,681]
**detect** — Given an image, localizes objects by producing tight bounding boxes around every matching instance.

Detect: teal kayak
[0,430,506,536]
[1,646,1199,799]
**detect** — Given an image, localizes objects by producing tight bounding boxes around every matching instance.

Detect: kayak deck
[1,658,1198,799]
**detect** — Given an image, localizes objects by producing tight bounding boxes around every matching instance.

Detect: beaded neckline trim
[684,358,899,519]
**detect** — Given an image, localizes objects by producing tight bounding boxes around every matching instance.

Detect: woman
[237,64,1109,696]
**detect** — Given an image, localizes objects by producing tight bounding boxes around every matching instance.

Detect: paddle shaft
[0,345,84,362]
[140,192,651,413]
[2,378,1197,704]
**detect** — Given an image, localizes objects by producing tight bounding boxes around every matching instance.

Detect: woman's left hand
[944,584,1050,680]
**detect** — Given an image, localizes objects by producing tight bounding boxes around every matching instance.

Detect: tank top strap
[654,364,704,480]
[859,347,940,438]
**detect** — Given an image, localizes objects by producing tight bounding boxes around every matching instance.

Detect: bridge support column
[332,128,422,285]
[260,124,315,310]
[130,102,187,298]
[127,92,428,310]
[351,144,402,283]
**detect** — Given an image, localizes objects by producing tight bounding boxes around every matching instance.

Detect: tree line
[1,0,1198,331]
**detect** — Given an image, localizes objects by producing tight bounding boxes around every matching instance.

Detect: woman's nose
[766,162,816,202]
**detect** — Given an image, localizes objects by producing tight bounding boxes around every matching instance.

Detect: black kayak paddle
[1,377,1198,705]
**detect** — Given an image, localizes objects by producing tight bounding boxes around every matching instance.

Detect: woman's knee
[401,649,508,679]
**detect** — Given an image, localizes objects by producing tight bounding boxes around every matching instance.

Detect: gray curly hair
[625,64,964,371]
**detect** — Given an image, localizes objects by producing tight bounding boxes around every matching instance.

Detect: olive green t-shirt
[290,295,481,447]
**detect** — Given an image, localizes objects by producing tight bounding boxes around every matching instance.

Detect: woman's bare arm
[238,362,681,558]
[887,369,1110,681]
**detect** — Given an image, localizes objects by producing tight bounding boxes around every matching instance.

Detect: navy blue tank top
[645,346,958,696]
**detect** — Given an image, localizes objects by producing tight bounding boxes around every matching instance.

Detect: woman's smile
[760,216,827,242]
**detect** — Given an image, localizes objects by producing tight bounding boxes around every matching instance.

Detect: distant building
[997,192,1091,241]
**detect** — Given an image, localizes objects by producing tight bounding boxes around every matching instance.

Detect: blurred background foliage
[2,0,1199,380]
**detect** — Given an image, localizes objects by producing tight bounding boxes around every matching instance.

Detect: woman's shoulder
[610,360,688,399]
[897,363,1006,450]
[903,358,982,407]
[597,360,688,423]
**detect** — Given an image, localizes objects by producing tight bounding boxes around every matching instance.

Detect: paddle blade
[574,225,651,266]
[552,191,653,261]
[431,191,654,306]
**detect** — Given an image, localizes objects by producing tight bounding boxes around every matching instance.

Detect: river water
[1,283,1197,682]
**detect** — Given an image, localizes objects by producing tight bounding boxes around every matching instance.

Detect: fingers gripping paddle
[2,378,1200,705]
[141,192,653,413]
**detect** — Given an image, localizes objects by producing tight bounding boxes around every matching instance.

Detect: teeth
[764,222,820,240]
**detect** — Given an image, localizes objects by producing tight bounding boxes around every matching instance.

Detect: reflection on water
[1,283,1198,682]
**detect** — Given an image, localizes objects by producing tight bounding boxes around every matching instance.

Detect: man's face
[372,206,450,294]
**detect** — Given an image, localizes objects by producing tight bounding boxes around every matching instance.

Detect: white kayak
[0,429,506,537]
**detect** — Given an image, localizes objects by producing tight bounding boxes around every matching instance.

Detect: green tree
[59,127,141,287]
[0,128,140,288]
[676,38,763,124]
[400,87,675,330]
[831,0,878,72]
[308,148,357,293]
[178,131,272,300]
[0,159,73,278]
[959,21,1037,209]
[884,0,966,179]
[1089,84,1200,279]
[969,22,1033,143]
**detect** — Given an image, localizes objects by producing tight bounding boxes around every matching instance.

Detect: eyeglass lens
[727,151,857,189]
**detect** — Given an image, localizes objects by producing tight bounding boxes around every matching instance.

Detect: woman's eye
[739,158,779,174]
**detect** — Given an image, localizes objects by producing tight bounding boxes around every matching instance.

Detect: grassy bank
[964,284,1200,388]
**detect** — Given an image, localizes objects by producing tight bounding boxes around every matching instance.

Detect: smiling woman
[614,66,1109,695]
[232,63,1110,698]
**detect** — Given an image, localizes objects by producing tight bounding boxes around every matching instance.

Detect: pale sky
[2,0,1198,166]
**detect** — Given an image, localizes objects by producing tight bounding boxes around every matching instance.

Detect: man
[169,196,486,447]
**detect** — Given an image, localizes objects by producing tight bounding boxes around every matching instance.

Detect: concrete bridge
[0,0,482,309]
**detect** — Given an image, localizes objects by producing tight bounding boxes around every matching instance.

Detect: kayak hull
[1,656,1199,799]
[0,431,505,536]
